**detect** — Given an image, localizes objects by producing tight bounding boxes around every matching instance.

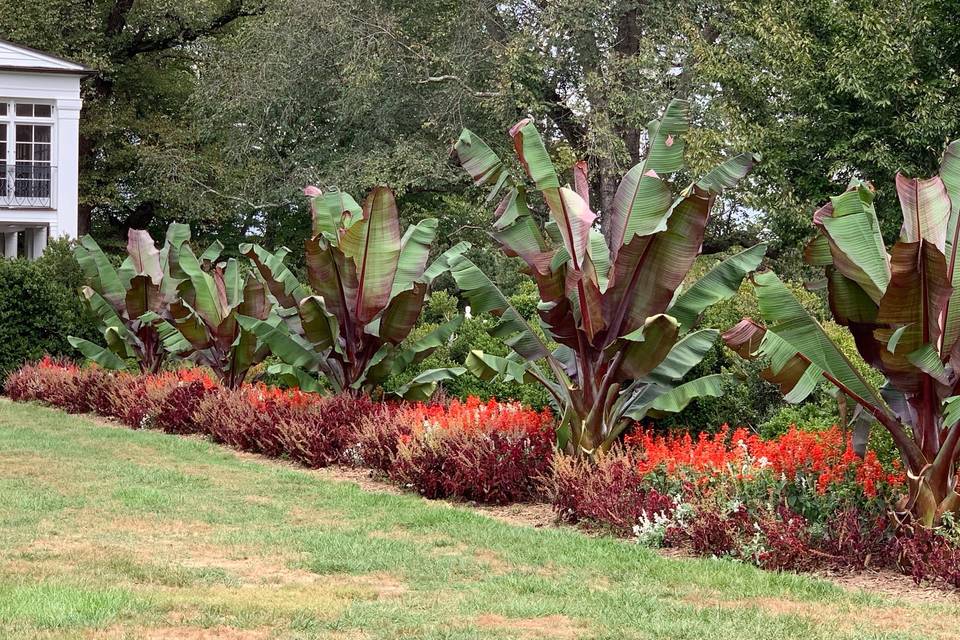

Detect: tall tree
[695,0,960,273]
[0,0,264,242]
[191,0,737,250]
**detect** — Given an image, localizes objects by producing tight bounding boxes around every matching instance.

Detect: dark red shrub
[350,408,411,472]
[547,447,675,535]
[194,388,277,453]
[670,507,753,557]
[754,507,814,571]
[100,373,154,428]
[3,358,112,415]
[278,393,379,468]
[390,417,555,505]
[3,365,34,401]
[153,381,215,434]
[193,387,380,466]
[818,506,893,571]
[5,357,76,406]
[893,526,960,588]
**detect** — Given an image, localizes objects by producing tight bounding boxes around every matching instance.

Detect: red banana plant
[69,224,193,373]
[452,99,764,456]
[238,186,469,400]
[723,141,960,525]
[167,239,273,389]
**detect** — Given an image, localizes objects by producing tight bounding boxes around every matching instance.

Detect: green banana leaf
[726,271,886,409]
[241,243,308,309]
[309,190,363,240]
[338,186,402,324]
[611,314,680,380]
[266,363,326,393]
[391,218,439,296]
[390,367,467,402]
[644,329,719,387]
[448,254,552,362]
[73,236,126,309]
[68,336,127,370]
[668,243,767,333]
[237,315,323,371]
[454,128,508,197]
[650,374,730,415]
[465,350,538,385]
[608,98,688,254]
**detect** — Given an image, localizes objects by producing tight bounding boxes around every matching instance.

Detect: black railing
[0,164,55,208]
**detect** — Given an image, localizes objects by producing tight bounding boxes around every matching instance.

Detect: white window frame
[0,99,57,209]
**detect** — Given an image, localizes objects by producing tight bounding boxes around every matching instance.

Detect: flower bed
[386,397,555,504]
[543,425,960,580]
[9,359,960,588]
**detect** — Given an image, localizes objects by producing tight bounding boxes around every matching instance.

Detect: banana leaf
[68,336,127,370]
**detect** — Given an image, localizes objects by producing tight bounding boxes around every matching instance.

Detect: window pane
[15,104,33,117]
[15,125,32,143]
[0,103,6,116]
[34,126,50,143]
[34,145,51,162]
[33,105,51,118]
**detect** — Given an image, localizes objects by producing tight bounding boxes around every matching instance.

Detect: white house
[0,39,90,259]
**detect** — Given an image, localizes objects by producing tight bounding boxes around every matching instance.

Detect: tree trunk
[598,7,642,238]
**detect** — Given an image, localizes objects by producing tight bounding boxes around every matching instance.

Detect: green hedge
[0,239,98,380]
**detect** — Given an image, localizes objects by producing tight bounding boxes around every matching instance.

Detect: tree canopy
[3,0,960,276]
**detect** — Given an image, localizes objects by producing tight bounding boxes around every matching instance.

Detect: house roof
[0,38,94,75]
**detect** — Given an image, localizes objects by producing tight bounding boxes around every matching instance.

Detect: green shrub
[420,290,458,325]
[759,402,837,439]
[387,315,552,409]
[386,294,552,408]
[0,239,98,380]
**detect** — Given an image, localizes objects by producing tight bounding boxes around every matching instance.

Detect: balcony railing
[0,164,56,209]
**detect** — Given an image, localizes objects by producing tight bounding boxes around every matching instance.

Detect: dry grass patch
[688,593,960,640]
[287,505,346,527]
[150,571,407,621]
[473,613,590,639]
[88,624,274,639]
[0,452,90,494]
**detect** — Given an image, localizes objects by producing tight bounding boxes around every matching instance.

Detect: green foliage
[759,402,837,439]
[386,316,552,409]
[697,0,960,273]
[0,241,98,379]
[658,252,856,433]
[420,290,458,325]
[386,294,552,408]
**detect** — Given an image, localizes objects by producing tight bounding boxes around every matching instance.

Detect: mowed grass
[1,402,960,640]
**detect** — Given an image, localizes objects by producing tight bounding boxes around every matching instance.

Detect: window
[0,101,54,206]
[15,103,51,118]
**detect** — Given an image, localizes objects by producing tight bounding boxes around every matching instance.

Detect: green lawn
[1,401,959,639]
